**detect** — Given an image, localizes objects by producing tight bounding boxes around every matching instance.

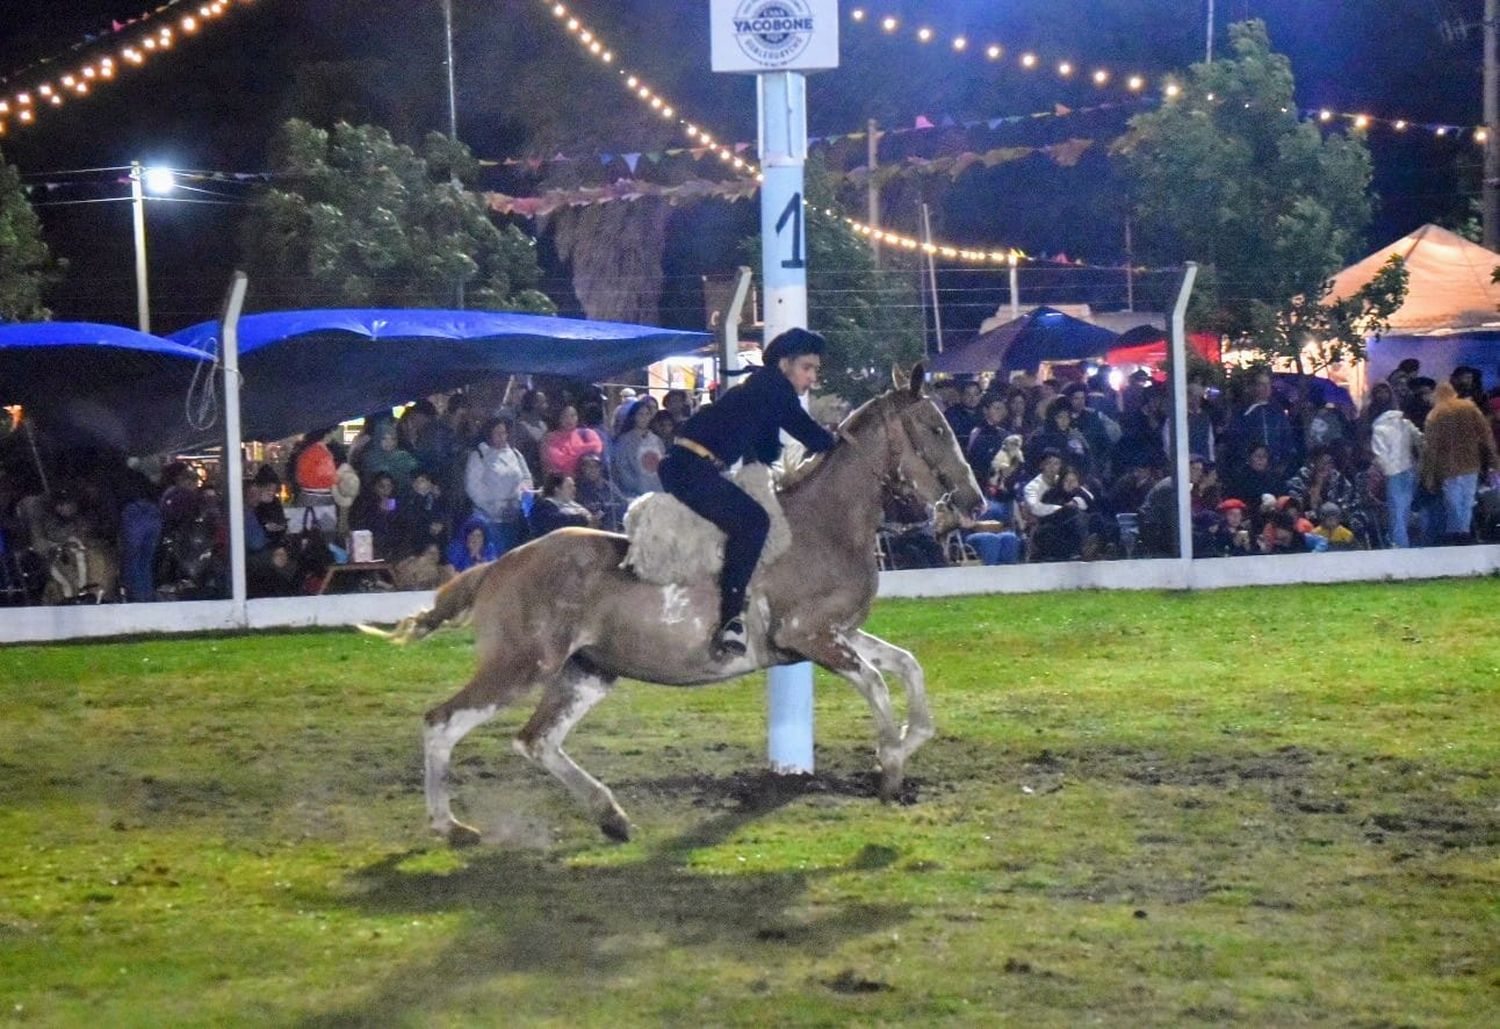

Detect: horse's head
[877,363,985,519]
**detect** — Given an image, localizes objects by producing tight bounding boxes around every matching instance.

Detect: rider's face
[779,354,821,396]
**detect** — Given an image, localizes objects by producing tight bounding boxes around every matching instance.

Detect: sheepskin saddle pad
[620,463,792,586]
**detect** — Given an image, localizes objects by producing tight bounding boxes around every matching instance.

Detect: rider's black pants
[658,449,770,627]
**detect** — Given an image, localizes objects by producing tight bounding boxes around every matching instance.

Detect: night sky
[0,0,1486,334]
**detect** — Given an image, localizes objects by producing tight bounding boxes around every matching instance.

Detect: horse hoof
[599,810,632,843]
[445,822,484,848]
[879,771,905,803]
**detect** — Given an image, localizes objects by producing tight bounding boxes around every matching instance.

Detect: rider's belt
[675,437,725,470]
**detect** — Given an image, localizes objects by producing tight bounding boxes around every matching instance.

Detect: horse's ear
[909,362,926,398]
[891,363,909,391]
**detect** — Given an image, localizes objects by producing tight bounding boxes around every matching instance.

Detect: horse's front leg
[846,630,934,778]
[777,628,906,801]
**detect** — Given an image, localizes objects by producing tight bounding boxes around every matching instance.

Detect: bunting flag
[478,100,1139,176]
[486,139,1097,217]
[486,178,760,218]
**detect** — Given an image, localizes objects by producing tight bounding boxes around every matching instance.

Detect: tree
[1114,20,1405,365]
[0,147,61,322]
[742,162,925,404]
[239,120,554,312]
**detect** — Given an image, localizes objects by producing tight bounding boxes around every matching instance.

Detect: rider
[659,327,838,658]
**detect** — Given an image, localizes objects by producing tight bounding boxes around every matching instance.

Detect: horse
[372,364,984,845]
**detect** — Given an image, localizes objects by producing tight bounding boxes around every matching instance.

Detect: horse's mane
[778,390,902,493]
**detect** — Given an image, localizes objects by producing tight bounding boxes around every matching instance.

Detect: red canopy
[1106,331,1221,367]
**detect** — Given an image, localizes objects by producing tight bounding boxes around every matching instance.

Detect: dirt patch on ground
[617,768,925,809]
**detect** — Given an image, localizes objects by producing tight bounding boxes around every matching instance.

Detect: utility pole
[867,118,881,268]
[129,161,150,333]
[1485,0,1498,249]
[441,0,466,309]
[1206,0,1215,63]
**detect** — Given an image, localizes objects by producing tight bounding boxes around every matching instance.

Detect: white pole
[921,202,943,353]
[1206,0,1215,63]
[1171,262,1199,568]
[723,265,753,374]
[130,161,150,333]
[221,272,250,626]
[758,69,815,775]
[1008,251,1021,320]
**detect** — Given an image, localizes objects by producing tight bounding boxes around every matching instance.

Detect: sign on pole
[710,0,840,73]
[711,0,838,776]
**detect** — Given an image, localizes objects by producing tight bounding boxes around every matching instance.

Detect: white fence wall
[4,544,1498,646]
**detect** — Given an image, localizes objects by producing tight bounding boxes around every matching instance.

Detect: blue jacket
[676,367,836,466]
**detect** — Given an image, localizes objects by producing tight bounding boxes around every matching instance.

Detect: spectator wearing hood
[1419,381,1499,540]
[447,515,500,572]
[359,421,419,496]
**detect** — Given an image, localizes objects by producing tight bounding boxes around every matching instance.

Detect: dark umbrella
[930,306,1119,375]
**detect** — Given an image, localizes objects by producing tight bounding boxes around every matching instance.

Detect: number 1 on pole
[777,192,806,269]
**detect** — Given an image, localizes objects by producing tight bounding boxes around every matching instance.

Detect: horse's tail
[357,562,491,645]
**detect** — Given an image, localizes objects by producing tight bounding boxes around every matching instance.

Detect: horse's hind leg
[423,656,546,846]
[512,659,629,842]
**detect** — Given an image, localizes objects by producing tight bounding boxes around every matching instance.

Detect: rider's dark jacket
[677,367,836,465]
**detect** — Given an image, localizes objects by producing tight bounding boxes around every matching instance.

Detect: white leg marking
[424,704,497,831]
[849,630,934,762]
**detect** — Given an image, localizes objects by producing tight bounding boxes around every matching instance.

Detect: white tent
[1325,223,1500,334]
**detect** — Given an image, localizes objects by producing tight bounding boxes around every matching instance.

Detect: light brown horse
[377,365,983,845]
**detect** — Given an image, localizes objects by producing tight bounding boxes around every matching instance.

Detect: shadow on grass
[300,772,911,1026]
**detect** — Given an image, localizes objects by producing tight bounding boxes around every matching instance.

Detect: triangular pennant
[940,115,957,127]
[623,153,641,173]
[914,115,935,129]
[735,141,751,153]
[599,152,614,166]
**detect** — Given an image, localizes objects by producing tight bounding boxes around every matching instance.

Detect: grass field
[2,579,1498,1026]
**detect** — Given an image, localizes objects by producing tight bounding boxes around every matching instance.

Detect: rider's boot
[713,613,748,659]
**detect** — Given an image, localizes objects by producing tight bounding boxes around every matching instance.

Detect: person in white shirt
[465,417,534,553]
[1369,394,1423,547]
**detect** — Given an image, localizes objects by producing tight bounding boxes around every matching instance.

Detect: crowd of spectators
[3,358,1498,602]
[0,379,699,605]
[880,360,1500,570]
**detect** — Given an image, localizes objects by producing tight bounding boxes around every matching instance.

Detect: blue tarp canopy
[168,309,710,445]
[0,322,211,453]
[930,306,1119,375]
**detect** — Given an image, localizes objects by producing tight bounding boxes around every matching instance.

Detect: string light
[845,10,1486,141]
[848,10,1153,97]
[2,0,252,134]
[540,1,1033,266]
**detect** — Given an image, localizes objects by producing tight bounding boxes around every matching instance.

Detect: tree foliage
[0,147,61,322]
[239,120,553,312]
[1114,20,1405,364]
[743,163,925,404]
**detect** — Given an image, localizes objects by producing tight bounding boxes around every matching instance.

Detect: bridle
[877,399,967,512]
